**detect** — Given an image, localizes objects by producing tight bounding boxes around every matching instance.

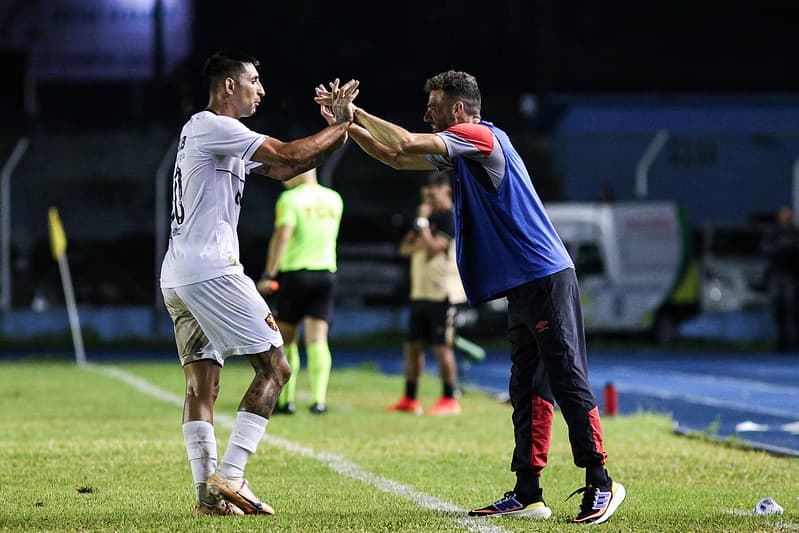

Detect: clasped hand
[315,78,358,125]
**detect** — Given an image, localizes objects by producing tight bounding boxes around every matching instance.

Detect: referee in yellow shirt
[257,168,343,415]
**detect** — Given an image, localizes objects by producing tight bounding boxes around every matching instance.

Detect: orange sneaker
[427,397,462,416]
[386,396,423,415]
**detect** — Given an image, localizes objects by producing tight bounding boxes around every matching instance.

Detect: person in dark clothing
[315,70,625,525]
[762,205,799,352]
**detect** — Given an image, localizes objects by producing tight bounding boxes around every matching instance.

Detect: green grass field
[1,358,797,532]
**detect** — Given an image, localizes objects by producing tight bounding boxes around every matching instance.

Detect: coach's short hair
[424,70,481,116]
[203,51,260,90]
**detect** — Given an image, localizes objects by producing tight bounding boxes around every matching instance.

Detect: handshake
[314,78,359,126]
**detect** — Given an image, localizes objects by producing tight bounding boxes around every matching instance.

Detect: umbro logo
[535,320,550,333]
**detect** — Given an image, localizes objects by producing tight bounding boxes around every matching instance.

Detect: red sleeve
[445,123,494,158]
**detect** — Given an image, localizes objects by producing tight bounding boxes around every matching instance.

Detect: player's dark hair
[424,70,481,116]
[203,51,260,90]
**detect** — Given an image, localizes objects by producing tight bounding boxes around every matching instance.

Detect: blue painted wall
[550,97,799,226]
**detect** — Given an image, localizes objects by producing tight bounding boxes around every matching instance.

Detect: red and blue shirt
[425,121,573,305]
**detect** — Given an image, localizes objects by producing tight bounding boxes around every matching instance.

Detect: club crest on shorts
[265,313,278,331]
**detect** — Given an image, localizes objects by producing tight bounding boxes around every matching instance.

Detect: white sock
[182,420,217,503]
[219,411,268,481]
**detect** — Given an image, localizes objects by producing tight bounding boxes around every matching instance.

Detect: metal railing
[1,137,30,313]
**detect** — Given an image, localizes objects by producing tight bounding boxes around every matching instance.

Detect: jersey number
[171,166,185,225]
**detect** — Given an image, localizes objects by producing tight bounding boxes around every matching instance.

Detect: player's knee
[275,356,292,387]
[252,358,291,387]
[250,347,292,387]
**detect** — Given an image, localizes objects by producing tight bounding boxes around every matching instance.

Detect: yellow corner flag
[48,207,67,260]
[46,206,85,365]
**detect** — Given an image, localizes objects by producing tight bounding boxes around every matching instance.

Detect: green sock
[278,343,300,406]
[306,341,331,405]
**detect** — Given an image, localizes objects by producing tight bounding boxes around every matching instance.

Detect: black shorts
[273,270,336,324]
[407,300,458,345]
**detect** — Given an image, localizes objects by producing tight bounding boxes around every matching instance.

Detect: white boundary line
[87,364,511,533]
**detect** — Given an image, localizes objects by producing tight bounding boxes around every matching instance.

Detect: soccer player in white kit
[160,51,357,516]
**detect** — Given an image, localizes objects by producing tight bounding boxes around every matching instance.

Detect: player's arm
[253,79,358,181]
[314,84,446,168]
[352,107,448,158]
[265,224,294,279]
[257,224,294,295]
[250,125,349,181]
[348,124,436,171]
[318,99,432,170]
[416,225,450,259]
[398,230,422,257]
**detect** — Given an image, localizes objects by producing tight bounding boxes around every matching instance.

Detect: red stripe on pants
[587,406,608,463]
[530,396,554,473]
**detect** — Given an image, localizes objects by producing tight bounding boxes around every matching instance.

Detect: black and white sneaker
[570,479,626,524]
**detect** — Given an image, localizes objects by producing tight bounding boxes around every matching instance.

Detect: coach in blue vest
[315,70,626,525]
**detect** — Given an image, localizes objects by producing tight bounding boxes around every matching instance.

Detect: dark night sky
[9,1,797,133]
[179,0,798,135]
[192,1,797,95]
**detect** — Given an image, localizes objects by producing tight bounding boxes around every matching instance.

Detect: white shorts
[162,273,284,366]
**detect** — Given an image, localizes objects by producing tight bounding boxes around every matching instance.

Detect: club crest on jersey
[265,313,278,331]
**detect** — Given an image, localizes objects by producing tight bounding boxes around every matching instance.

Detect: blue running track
[366,347,799,457]
[452,349,799,458]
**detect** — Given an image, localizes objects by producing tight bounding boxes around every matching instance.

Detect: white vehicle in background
[545,201,698,343]
[698,223,769,312]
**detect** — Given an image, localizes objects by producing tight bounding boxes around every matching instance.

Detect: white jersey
[160,110,266,288]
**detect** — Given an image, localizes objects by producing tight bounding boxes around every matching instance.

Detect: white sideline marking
[87,364,511,533]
